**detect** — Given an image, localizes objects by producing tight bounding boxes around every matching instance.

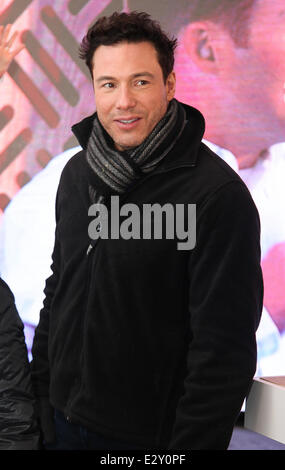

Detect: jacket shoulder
[187,142,259,220]
[199,142,242,182]
[58,149,88,191]
[60,148,85,176]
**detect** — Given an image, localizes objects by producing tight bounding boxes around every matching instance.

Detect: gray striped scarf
[86,99,186,202]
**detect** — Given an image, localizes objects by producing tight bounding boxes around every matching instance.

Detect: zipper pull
[86,244,93,255]
[87,218,102,255]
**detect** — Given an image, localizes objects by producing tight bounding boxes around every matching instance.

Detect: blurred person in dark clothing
[0,278,39,449]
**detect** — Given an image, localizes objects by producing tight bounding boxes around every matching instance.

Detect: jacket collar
[71,101,205,170]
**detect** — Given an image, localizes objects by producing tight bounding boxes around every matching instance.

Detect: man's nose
[116,85,136,109]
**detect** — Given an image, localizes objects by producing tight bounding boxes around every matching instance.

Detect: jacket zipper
[65,237,98,422]
[64,161,195,421]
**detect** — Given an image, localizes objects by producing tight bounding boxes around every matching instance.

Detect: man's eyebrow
[95,72,155,83]
[131,72,155,79]
[95,76,115,84]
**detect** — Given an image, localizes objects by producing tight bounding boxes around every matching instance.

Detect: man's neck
[205,129,271,170]
[236,150,270,170]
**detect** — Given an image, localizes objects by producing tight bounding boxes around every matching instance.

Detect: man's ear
[182,22,217,73]
[166,71,176,101]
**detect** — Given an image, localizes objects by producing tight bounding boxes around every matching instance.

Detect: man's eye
[103,83,114,88]
[136,80,148,86]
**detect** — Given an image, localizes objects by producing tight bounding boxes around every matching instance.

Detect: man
[31,11,263,450]
[159,0,285,374]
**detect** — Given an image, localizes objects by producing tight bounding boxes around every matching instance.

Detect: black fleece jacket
[31,102,263,449]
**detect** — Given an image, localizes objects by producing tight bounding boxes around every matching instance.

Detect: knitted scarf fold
[86,98,186,203]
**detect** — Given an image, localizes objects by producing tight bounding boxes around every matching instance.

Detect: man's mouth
[115,117,141,129]
[117,118,140,124]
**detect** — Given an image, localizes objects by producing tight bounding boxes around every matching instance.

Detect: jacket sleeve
[0,278,39,450]
[30,192,62,445]
[169,180,263,450]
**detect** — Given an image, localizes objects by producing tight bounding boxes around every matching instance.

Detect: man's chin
[114,139,142,152]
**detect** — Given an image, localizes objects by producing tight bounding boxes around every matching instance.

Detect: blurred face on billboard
[174,0,285,166]
[247,0,285,123]
[216,0,285,127]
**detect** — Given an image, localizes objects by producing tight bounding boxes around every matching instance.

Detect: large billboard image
[0,0,284,381]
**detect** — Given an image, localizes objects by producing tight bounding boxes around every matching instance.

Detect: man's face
[92,41,176,151]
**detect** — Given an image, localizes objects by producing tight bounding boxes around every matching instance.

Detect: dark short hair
[79,11,177,82]
[158,0,256,47]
